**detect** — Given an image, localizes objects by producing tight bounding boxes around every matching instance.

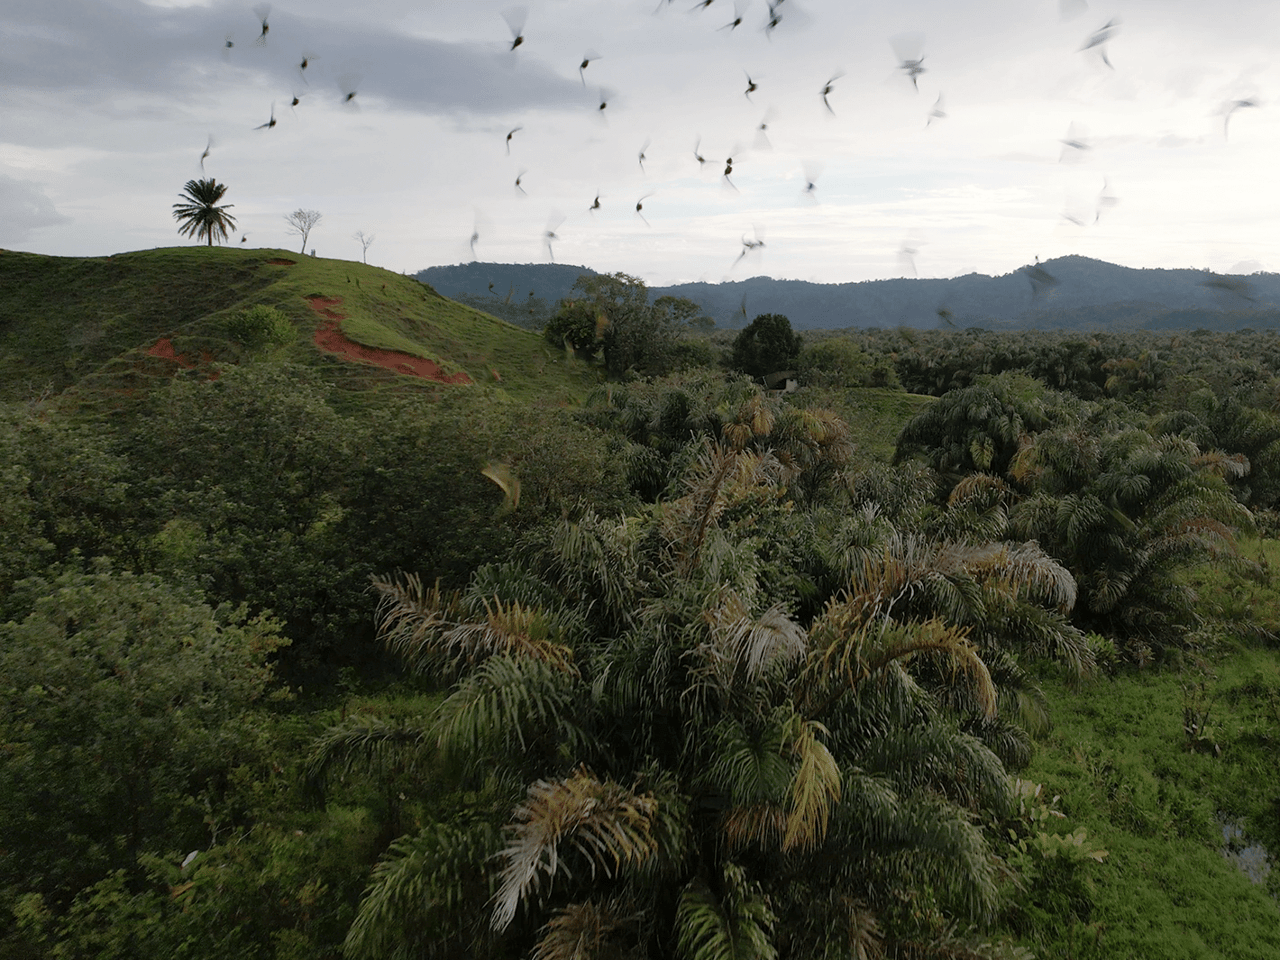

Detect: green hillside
[0,246,597,408]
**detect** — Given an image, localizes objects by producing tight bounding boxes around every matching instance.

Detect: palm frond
[782,717,842,852]
[435,654,587,763]
[675,863,777,960]
[811,614,997,720]
[493,769,660,931]
[532,898,645,960]
[303,716,431,806]
[372,571,574,673]
[344,819,500,960]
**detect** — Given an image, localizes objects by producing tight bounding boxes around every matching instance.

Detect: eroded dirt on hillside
[305,294,471,384]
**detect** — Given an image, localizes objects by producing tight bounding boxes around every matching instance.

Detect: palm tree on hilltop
[172,178,237,246]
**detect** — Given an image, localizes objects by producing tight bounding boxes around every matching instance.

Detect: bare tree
[353,230,375,264]
[284,209,322,254]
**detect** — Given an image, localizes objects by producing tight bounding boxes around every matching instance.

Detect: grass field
[0,246,600,409]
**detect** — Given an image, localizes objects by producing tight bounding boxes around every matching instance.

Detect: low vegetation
[2,248,1280,959]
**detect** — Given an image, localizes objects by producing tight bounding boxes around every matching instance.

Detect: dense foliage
[6,274,1280,959]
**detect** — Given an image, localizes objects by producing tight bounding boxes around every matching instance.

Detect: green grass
[1017,639,1280,958]
[793,385,935,463]
[0,246,600,410]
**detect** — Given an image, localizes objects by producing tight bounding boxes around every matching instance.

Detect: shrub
[224,304,296,351]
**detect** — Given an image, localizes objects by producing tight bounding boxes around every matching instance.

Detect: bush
[224,304,296,351]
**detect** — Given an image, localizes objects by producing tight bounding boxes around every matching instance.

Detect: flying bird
[506,126,522,154]
[720,1,747,30]
[515,170,528,196]
[578,49,600,85]
[801,160,823,199]
[502,6,528,51]
[544,213,565,261]
[1201,272,1256,302]
[1220,98,1260,140]
[338,74,361,107]
[1059,122,1092,161]
[1080,17,1119,69]
[744,73,758,99]
[589,192,601,212]
[240,234,248,244]
[481,462,521,510]
[898,242,919,277]
[926,93,946,126]
[636,194,654,226]
[299,52,317,81]
[754,108,776,149]
[254,103,276,130]
[199,135,213,172]
[638,139,650,172]
[253,4,270,46]
[734,226,766,267]
[890,34,926,91]
[694,137,709,166]
[1095,177,1119,221]
[1024,261,1060,300]
[597,88,613,115]
[820,72,845,114]
[765,0,783,36]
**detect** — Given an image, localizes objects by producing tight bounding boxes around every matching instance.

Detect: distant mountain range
[415,257,1280,332]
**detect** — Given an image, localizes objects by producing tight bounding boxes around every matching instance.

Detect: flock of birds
[197,1,1263,307]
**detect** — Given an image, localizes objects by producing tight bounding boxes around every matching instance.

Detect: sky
[3,0,1279,285]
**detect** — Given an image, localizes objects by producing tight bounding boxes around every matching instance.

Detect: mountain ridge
[417,256,1280,332]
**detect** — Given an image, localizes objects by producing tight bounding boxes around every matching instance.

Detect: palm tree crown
[172,178,237,246]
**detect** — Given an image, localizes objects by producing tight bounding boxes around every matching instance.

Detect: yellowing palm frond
[493,769,660,931]
[782,717,841,852]
[372,572,573,673]
[810,614,997,719]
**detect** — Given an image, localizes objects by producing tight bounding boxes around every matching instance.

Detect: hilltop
[0,246,596,409]
[418,256,1280,331]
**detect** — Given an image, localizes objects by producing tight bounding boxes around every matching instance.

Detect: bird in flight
[254,103,276,130]
[694,137,709,167]
[638,139,650,172]
[503,6,528,51]
[1024,261,1060,300]
[636,194,654,226]
[589,192,601,212]
[754,108,776,149]
[802,160,823,199]
[744,73,758,99]
[1095,177,1119,222]
[891,34,926,92]
[199,135,213,172]
[1059,122,1092,161]
[253,4,270,46]
[578,49,600,85]
[720,1,747,30]
[515,170,528,196]
[734,226,765,266]
[1080,17,1119,69]
[506,126,522,155]
[544,213,565,261]
[821,72,845,114]
[926,93,947,126]
[1220,98,1260,140]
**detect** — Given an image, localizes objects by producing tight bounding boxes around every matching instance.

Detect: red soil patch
[147,338,220,379]
[305,295,471,385]
[266,258,296,266]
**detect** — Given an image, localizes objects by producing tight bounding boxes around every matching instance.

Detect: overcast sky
[3,0,1279,284]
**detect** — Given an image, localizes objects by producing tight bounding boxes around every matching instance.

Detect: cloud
[0,175,72,244]
[0,0,582,117]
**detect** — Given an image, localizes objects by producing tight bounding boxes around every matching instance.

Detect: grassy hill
[0,246,598,409]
